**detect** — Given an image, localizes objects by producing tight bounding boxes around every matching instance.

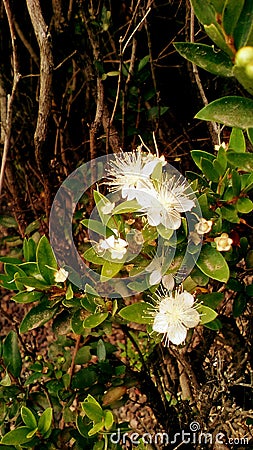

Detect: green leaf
[197,292,224,308]
[112,199,141,214]
[233,293,247,317]
[233,64,253,96]
[104,410,114,430]
[196,244,230,282]
[233,0,253,49]
[38,408,52,436]
[83,246,105,265]
[204,317,223,330]
[231,170,241,196]
[20,301,58,333]
[247,127,253,145]
[156,224,174,240]
[37,236,57,284]
[119,302,153,324]
[222,0,244,36]
[227,151,253,171]
[88,421,104,436]
[11,290,43,304]
[3,331,22,378]
[81,219,114,238]
[195,96,253,128]
[21,406,37,429]
[72,368,97,389]
[97,339,106,362]
[75,346,92,364]
[82,401,103,422]
[201,158,220,182]
[101,261,123,281]
[191,150,215,171]
[15,276,50,290]
[228,128,246,152]
[174,43,234,77]
[138,55,150,71]
[94,190,113,225]
[198,305,218,324]
[1,427,33,445]
[220,205,240,223]
[236,197,253,213]
[204,23,234,56]
[83,312,108,329]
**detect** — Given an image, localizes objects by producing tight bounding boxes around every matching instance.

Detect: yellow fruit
[235,46,253,67]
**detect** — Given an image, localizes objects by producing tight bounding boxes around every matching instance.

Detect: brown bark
[26,0,54,218]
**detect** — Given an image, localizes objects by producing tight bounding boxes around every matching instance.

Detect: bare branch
[0,0,21,198]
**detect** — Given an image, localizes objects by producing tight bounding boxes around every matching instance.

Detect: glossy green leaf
[233,0,253,49]
[83,246,104,265]
[220,205,240,223]
[101,261,123,281]
[37,236,57,284]
[20,301,59,333]
[138,54,150,71]
[196,244,230,282]
[21,406,37,429]
[237,197,253,213]
[222,0,244,36]
[83,312,108,329]
[190,0,217,25]
[191,150,215,171]
[11,290,44,304]
[174,43,233,76]
[195,96,253,128]
[82,401,103,422]
[231,170,241,196]
[3,331,22,378]
[198,305,218,324]
[204,23,234,56]
[113,199,140,214]
[233,64,253,96]
[227,151,253,171]
[81,219,114,238]
[1,427,33,445]
[119,302,153,324]
[16,276,50,290]
[104,410,114,430]
[246,284,253,296]
[94,190,113,225]
[247,127,253,145]
[229,128,246,152]
[201,158,220,182]
[88,421,104,436]
[204,317,223,330]
[38,408,53,435]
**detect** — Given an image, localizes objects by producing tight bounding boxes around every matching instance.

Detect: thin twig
[189,5,219,146]
[0,0,21,199]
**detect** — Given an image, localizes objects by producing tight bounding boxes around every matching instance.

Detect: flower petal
[167,322,187,345]
[153,313,169,333]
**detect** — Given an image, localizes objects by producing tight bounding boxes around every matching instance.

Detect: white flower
[146,256,174,289]
[138,175,195,229]
[106,149,164,201]
[101,200,115,215]
[195,218,213,235]
[214,141,227,152]
[152,289,200,345]
[214,233,233,252]
[97,235,128,260]
[55,268,69,283]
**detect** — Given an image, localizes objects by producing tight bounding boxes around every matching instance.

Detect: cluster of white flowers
[106,148,195,230]
[151,288,200,346]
